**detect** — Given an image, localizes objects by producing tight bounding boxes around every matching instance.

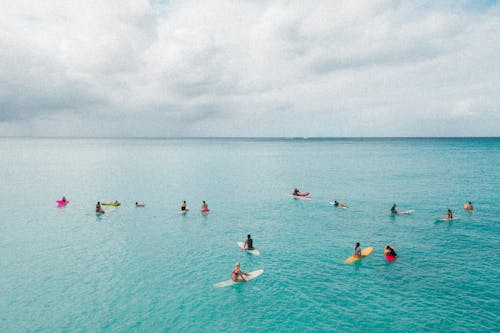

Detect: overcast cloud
[0,0,499,137]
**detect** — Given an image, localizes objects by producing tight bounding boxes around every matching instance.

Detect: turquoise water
[0,138,499,332]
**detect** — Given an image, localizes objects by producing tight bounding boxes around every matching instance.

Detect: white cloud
[0,0,498,136]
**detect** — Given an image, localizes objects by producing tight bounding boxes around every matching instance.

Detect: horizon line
[1,136,499,140]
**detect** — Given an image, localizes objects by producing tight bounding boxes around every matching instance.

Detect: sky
[0,0,499,137]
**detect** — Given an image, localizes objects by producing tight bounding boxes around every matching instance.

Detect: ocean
[0,137,498,332]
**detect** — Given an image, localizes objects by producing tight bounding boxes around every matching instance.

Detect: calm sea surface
[0,138,499,332]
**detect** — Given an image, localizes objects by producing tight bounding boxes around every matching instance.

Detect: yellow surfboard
[344,246,373,264]
[101,201,121,206]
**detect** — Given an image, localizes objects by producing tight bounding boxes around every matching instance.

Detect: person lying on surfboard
[135,202,145,207]
[244,234,254,250]
[231,262,248,282]
[391,204,397,214]
[353,242,362,257]
[292,188,309,197]
[334,200,347,207]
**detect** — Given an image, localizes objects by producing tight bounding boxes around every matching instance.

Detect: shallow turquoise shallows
[0,138,499,332]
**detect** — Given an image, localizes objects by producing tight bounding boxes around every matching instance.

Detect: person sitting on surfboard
[231,262,248,282]
[201,201,209,210]
[293,188,300,195]
[96,202,104,214]
[464,202,473,211]
[385,245,397,257]
[391,204,397,214]
[447,209,453,219]
[181,201,189,211]
[354,242,362,257]
[61,196,67,203]
[244,234,254,250]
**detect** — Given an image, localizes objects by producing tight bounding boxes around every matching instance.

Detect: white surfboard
[213,269,264,288]
[237,241,260,256]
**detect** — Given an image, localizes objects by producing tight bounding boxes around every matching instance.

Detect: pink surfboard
[385,253,397,262]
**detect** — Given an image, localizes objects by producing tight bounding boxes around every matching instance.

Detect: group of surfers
[92,200,209,214]
[391,203,473,219]
[95,201,122,214]
[353,242,398,258]
[232,239,398,282]
[179,200,209,212]
[293,189,473,220]
[67,192,475,283]
[231,234,254,282]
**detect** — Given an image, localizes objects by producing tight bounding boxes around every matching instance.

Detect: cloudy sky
[0,0,499,137]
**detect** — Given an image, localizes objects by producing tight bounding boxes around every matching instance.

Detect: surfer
[201,201,209,210]
[391,204,397,214]
[181,201,189,211]
[231,262,248,282]
[334,200,347,207]
[293,188,300,195]
[464,202,473,211]
[384,245,397,257]
[447,209,453,219]
[354,242,362,257]
[96,202,104,214]
[61,196,67,203]
[135,202,144,207]
[244,234,254,250]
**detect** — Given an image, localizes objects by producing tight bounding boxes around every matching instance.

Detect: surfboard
[437,217,459,222]
[344,246,373,264]
[178,210,188,215]
[288,194,311,200]
[383,210,415,215]
[237,241,260,256]
[201,209,210,215]
[385,253,397,262]
[101,202,121,206]
[213,269,264,288]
